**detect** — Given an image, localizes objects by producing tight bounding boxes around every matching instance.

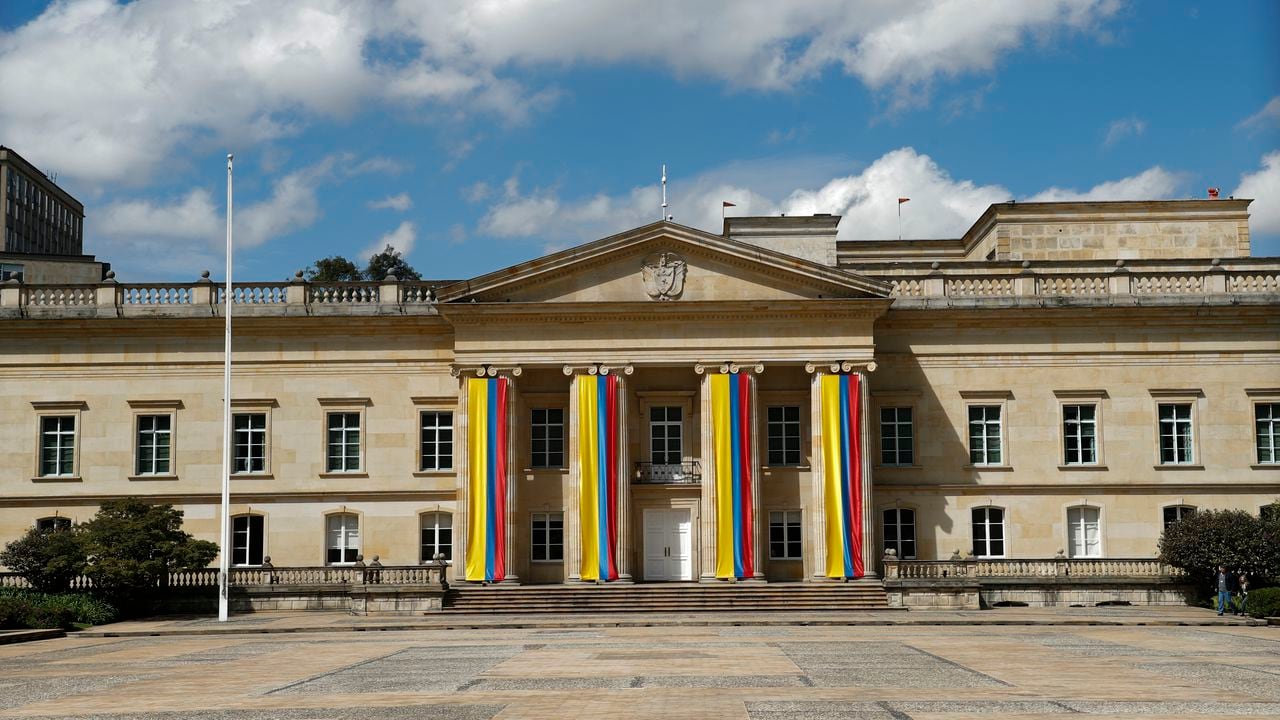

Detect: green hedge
[0,589,118,629]
[1244,587,1280,619]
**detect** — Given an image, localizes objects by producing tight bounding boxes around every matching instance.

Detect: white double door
[643,508,693,581]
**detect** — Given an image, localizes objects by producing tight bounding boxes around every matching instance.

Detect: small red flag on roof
[898,197,910,204]
[722,201,736,207]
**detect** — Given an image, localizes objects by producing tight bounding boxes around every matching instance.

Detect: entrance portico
[440,221,890,585]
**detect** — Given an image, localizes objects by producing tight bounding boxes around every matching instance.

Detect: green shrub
[0,595,75,630]
[79,498,219,608]
[0,588,118,627]
[0,525,87,593]
[1159,503,1280,594]
[1244,587,1280,619]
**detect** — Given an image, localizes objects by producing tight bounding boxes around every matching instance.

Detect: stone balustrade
[0,562,449,590]
[883,556,1184,580]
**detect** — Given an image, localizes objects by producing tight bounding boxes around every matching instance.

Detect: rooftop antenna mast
[661,164,669,221]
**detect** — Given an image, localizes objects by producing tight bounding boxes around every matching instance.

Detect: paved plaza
[0,613,1278,719]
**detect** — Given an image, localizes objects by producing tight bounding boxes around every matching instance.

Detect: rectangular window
[971,507,1005,558]
[1163,505,1195,529]
[530,408,564,468]
[419,411,453,471]
[768,510,802,559]
[326,412,361,472]
[649,406,683,464]
[968,405,1002,466]
[766,406,802,466]
[420,513,453,563]
[233,413,267,474]
[1067,506,1101,558]
[531,512,564,562]
[1158,403,1193,464]
[36,517,71,532]
[1257,403,1280,465]
[0,263,22,282]
[39,415,76,477]
[880,407,914,466]
[1062,404,1097,465]
[135,414,172,475]
[325,513,359,565]
[232,515,264,566]
[883,508,917,559]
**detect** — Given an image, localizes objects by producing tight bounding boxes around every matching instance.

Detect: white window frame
[765,405,803,467]
[126,400,181,480]
[231,514,266,567]
[324,512,361,566]
[1149,389,1202,468]
[412,396,455,476]
[530,407,565,469]
[1054,390,1107,469]
[133,413,174,477]
[230,398,275,477]
[961,391,1011,469]
[419,410,455,472]
[530,511,564,563]
[1061,404,1097,465]
[882,506,917,560]
[970,506,1007,558]
[1162,504,1196,529]
[1065,505,1103,559]
[32,401,85,480]
[768,509,803,560]
[1250,392,1280,466]
[879,406,915,467]
[967,405,1004,466]
[649,405,684,465]
[319,398,370,475]
[420,511,453,564]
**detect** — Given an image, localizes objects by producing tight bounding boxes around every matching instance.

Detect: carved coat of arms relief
[641,252,687,301]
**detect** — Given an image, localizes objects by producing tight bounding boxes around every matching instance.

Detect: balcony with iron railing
[633,460,701,485]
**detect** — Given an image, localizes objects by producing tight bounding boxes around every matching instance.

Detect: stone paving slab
[1,621,1278,718]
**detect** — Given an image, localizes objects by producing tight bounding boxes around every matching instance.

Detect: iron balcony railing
[634,461,701,484]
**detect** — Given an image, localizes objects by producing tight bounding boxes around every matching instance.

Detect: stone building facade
[1,199,1277,586]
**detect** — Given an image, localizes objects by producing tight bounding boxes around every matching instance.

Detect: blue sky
[1,1,1277,281]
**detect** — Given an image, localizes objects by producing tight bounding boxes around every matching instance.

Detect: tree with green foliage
[1159,502,1280,594]
[0,525,87,593]
[304,245,421,282]
[304,255,363,282]
[79,498,218,604]
[365,244,421,281]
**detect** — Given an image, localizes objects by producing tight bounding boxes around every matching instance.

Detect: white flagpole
[218,154,234,622]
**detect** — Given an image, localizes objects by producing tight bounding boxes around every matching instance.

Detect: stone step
[444,581,890,612]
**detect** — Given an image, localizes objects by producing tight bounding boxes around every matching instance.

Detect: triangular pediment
[437,221,890,304]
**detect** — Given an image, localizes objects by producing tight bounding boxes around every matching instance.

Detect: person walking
[1237,572,1250,616]
[1214,565,1235,616]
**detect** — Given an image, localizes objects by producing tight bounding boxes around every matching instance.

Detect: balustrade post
[881,549,900,579]
[1014,262,1035,296]
[286,271,308,307]
[0,278,19,308]
[380,274,401,306]
[96,271,119,309]
[192,271,214,306]
[1206,260,1227,294]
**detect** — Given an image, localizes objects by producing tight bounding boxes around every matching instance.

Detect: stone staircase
[443,580,892,613]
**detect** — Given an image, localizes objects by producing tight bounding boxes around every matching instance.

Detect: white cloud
[478,147,1187,244]
[1104,116,1147,146]
[1238,97,1280,133]
[0,0,1121,184]
[1234,151,1280,235]
[99,189,221,241]
[1025,166,1182,203]
[368,192,413,212]
[360,220,417,260]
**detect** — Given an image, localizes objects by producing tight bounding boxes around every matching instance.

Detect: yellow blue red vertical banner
[577,374,620,581]
[710,372,754,579]
[820,373,865,579]
[465,376,509,583]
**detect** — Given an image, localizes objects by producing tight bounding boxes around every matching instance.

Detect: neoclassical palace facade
[2,199,1278,585]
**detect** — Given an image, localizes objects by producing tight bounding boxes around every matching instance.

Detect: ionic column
[564,363,634,583]
[805,361,877,582]
[450,364,523,585]
[695,362,764,582]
